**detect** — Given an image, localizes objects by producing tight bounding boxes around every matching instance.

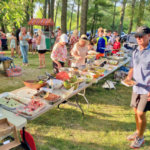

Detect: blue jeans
[20,45,28,63]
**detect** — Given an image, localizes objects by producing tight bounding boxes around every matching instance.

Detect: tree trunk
[31,0,34,34]
[91,3,97,37]
[77,0,80,30]
[112,1,117,30]
[50,0,55,31]
[118,0,127,35]
[25,1,30,29]
[137,0,145,27]
[26,4,30,22]
[1,22,5,33]
[50,0,55,19]
[128,0,136,34]
[61,0,67,33]
[44,0,48,18]
[69,0,75,34]
[48,0,51,18]
[80,0,89,35]
[54,0,60,29]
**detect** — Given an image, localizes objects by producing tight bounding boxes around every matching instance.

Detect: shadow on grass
[29,107,135,133]
[33,135,121,150]
[89,111,113,117]
[70,81,132,110]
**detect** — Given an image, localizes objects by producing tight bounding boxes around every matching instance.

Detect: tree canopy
[1,0,150,34]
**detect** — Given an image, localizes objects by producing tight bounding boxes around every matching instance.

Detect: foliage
[0,0,36,32]
[1,0,150,34]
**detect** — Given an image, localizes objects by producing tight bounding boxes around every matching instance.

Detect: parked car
[123,32,138,50]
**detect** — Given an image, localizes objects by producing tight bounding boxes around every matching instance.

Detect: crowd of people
[0,26,121,70]
[50,27,121,73]
[0,25,150,149]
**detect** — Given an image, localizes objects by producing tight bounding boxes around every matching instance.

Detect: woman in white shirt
[36,29,46,69]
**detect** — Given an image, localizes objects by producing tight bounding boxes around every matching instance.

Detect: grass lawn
[0,51,150,150]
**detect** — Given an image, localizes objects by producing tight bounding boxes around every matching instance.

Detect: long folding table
[7,57,131,120]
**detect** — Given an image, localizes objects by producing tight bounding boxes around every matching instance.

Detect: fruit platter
[63,75,83,90]
[16,98,46,117]
[0,92,26,110]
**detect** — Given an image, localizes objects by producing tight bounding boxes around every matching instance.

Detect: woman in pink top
[71,34,89,68]
[69,29,79,50]
[51,34,68,73]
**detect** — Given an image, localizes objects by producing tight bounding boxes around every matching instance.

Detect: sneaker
[127,132,138,141]
[130,136,145,149]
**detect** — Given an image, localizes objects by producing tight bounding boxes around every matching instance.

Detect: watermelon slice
[56,71,70,81]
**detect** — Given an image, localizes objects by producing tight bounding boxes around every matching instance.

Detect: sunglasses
[135,35,144,38]
[81,37,88,40]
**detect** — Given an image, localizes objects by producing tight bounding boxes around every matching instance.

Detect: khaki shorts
[130,92,150,112]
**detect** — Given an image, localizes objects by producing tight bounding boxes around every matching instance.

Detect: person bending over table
[51,34,68,73]
[71,34,89,68]
[125,26,150,149]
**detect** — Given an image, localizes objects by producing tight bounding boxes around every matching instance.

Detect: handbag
[6,61,22,77]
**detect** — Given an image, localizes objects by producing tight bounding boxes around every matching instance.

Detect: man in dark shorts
[125,26,150,149]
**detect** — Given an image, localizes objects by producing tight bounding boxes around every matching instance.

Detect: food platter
[108,60,119,66]
[16,98,47,117]
[107,56,125,61]
[121,79,136,87]
[0,93,27,110]
[33,91,61,104]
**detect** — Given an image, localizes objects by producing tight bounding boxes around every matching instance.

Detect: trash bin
[45,38,55,50]
[45,38,50,50]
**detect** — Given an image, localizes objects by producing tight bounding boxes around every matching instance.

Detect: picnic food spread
[0,49,130,120]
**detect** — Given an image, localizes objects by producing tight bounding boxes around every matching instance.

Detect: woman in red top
[112,36,121,54]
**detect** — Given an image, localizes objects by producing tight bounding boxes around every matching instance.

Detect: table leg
[75,95,84,116]
[78,89,89,108]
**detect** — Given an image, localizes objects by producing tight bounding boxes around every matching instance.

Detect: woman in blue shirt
[19,27,29,66]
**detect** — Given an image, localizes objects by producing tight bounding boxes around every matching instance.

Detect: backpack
[20,127,36,150]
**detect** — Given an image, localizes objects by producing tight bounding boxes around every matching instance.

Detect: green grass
[1,51,150,150]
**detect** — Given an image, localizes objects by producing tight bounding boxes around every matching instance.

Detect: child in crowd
[10,32,17,57]
[0,40,2,51]
[112,36,121,54]
[88,38,97,51]
[32,34,37,55]
[28,32,33,52]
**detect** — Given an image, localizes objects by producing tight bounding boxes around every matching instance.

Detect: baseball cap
[60,34,68,43]
[80,34,88,41]
[135,26,150,37]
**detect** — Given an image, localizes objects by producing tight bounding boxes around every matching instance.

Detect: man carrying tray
[125,26,150,149]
